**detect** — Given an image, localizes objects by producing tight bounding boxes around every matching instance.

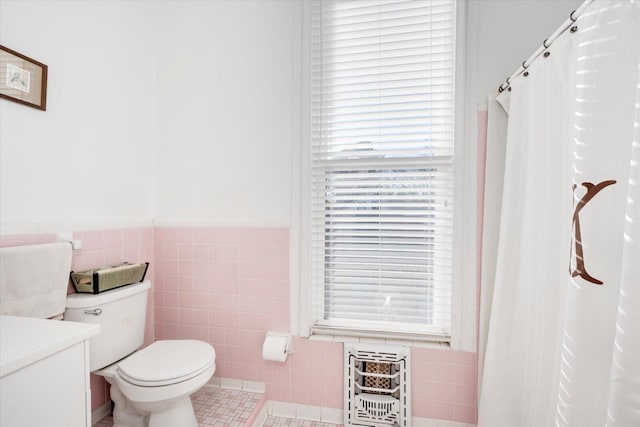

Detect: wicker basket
[71,262,149,294]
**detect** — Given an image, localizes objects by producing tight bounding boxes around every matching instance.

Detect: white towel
[0,242,72,319]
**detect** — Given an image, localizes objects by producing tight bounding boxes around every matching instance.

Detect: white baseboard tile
[268,401,343,424]
[320,407,343,424]
[221,377,244,390]
[208,376,222,387]
[91,402,111,426]
[208,376,266,394]
[296,404,322,422]
[412,416,476,427]
[243,380,266,394]
[269,401,297,418]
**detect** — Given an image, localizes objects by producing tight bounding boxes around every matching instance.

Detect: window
[295,0,474,347]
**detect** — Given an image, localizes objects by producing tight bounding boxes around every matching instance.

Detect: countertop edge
[1,315,100,377]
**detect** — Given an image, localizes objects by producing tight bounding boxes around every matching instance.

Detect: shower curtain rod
[497,0,595,92]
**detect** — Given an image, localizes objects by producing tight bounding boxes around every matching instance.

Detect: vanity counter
[1,315,99,376]
[0,315,100,427]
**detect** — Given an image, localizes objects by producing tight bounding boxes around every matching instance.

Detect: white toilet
[65,281,215,427]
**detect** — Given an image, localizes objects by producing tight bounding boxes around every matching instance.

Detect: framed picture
[0,45,48,111]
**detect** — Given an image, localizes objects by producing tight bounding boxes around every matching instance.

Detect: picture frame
[0,45,48,111]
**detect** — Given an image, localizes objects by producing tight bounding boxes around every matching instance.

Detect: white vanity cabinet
[0,315,100,427]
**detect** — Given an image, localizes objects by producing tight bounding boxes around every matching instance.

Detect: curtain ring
[506,77,511,85]
[543,38,550,49]
[570,10,577,22]
[522,60,528,70]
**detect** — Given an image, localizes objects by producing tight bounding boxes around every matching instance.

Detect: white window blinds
[310,0,456,338]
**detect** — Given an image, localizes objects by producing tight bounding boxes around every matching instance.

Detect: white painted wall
[0,0,584,233]
[0,1,156,234]
[153,0,295,227]
[472,0,584,105]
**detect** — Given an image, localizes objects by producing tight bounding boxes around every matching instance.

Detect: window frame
[290,0,476,351]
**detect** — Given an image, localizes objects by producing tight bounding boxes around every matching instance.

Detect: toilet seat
[117,340,215,387]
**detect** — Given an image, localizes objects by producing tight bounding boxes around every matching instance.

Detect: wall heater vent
[344,343,411,427]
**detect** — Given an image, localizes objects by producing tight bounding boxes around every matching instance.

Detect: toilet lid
[117,340,215,386]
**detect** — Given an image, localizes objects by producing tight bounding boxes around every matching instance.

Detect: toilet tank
[65,281,150,371]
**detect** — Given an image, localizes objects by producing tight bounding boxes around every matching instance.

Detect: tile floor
[93,386,342,427]
[194,386,264,426]
[94,386,264,427]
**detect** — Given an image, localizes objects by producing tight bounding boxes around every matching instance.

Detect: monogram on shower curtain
[478,1,640,426]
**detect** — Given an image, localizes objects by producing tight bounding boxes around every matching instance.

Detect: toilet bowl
[65,281,216,427]
[97,340,215,427]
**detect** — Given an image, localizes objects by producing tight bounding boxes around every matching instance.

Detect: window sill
[309,325,451,349]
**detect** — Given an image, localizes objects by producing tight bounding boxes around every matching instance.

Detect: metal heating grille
[344,343,411,427]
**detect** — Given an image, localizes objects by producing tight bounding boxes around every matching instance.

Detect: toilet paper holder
[262,331,293,362]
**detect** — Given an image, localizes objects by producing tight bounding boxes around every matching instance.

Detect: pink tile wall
[1,225,478,424]
[413,348,477,424]
[153,226,477,425]
[0,227,155,413]
[153,227,290,378]
[265,337,344,408]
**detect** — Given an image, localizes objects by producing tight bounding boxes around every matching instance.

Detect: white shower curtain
[478,1,640,426]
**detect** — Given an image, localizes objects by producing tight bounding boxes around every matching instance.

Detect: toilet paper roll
[262,334,289,362]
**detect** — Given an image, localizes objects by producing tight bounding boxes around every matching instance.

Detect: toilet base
[147,396,198,427]
[106,378,199,427]
[109,382,198,427]
[109,382,147,427]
